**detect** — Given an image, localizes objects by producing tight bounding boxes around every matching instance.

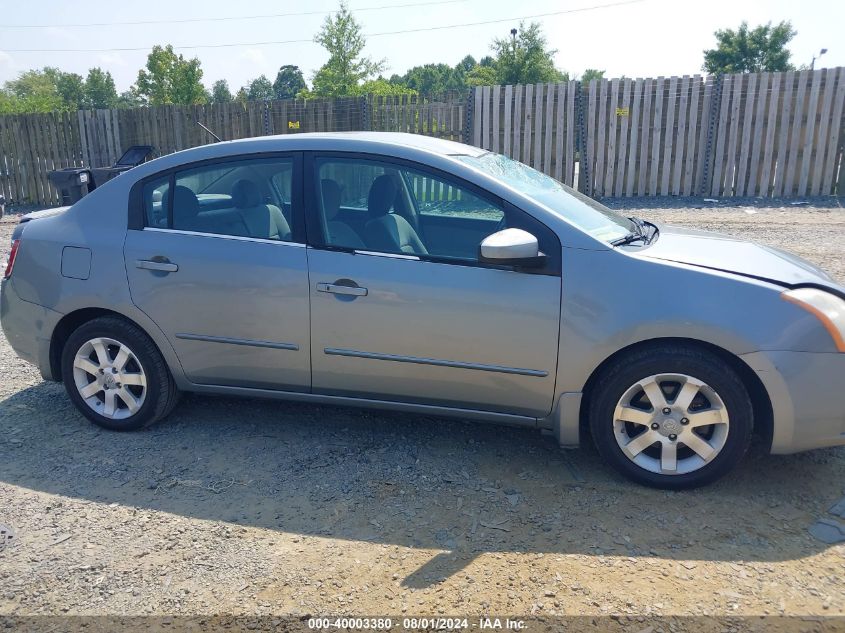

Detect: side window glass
[316,159,386,251]
[142,177,169,228]
[315,158,506,261]
[168,157,295,242]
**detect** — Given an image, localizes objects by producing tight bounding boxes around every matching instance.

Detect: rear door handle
[136,259,178,273]
[316,282,368,297]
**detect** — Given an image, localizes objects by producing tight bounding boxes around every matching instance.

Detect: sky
[0,0,842,92]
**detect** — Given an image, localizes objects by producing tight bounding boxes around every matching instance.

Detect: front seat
[170,185,203,231]
[364,175,427,255]
[321,179,365,249]
[231,179,291,241]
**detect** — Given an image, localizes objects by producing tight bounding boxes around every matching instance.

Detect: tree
[466,64,498,87]
[53,70,86,109]
[358,78,416,96]
[84,68,118,109]
[3,68,64,112]
[244,75,274,100]
[491,22,565,85]
[210,79,233,103]
[116,89,144,109]
[136,44,207,105]
[579,69,605,82]
[273,65,307,100]
[310,1,385,97]
[703,21,796,74]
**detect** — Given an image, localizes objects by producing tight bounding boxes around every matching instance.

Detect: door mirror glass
[479,229,545,267]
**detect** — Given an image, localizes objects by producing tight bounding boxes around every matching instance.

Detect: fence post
[575,81,590,195]
[263,101,271,136]
[700,74,723,196]
[463,89,474,145]
[360,96,370,131]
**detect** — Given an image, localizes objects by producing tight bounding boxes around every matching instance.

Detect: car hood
[631,223,844,293]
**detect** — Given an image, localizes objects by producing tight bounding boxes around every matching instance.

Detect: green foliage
[54,71,86,109]
[703,21,796,74]
[579,69,605,82]
[273,65,307,100]
[210,80,233,103]
[244,75,274,101]
[136,44,207,105]
[84,68,118,109]
[0,66,119,112]
[358,78,416,96]
[310,1,385,97]
[465,65,498,87]
[116,89,144,109]
[491,22,565,85]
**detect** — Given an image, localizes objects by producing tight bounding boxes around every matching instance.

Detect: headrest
[321,179,342,220]
[367,175,397,218]
[171,186,200,219]
[231,179,262,208]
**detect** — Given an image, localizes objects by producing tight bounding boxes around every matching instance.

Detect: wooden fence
[1,69,844,206]
[0,94,463,206]
[472,67,845,198]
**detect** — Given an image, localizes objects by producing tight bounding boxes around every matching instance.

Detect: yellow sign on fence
[288,121,301,130]
[616,107,630,117]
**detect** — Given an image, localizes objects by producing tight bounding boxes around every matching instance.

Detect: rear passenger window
[146,157,297,242]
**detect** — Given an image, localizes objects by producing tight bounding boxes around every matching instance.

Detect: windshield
[455,153,636,243]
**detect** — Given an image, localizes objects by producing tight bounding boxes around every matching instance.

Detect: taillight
[4,239,20,279]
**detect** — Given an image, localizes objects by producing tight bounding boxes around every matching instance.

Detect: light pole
[810,48,828,70]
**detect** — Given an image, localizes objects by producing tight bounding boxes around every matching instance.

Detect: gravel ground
[1,201,845,623]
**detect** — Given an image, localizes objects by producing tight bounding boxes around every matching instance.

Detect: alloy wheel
[612,373,730,475]
[72,337,148,420]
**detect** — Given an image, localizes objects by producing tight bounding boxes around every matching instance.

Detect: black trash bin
[47,168,92,206]
[90,145,155,188]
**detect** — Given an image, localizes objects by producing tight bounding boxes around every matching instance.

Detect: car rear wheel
[61,316,179,430]
[588,344,753,489]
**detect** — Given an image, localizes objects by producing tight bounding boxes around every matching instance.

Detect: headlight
[782,287,845,352]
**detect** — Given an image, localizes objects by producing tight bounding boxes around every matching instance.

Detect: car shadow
[2,381,843,589]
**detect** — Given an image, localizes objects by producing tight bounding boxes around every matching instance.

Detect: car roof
[127,131,488,185]
[231,131,484,154]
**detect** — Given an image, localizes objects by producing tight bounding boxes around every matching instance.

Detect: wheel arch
[49,307,178,384]
[578,337,774,449]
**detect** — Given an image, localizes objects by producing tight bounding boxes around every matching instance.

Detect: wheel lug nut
[669,434,677,441]
[651,422,660,430]
[681,418,689,425]
[662,407,671,415]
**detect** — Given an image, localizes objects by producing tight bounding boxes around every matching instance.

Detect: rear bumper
[741,350,845,453]
[0,279,62,381]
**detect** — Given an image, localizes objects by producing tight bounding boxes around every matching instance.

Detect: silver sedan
[3,132,844,489]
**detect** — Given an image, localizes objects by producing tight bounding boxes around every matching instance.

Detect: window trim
[304,151,561,277]
[128,151,306,244]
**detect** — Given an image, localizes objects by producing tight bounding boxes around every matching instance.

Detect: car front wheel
[588,344,753,489]
[61,316,179,430]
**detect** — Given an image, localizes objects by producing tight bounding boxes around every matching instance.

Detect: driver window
[316,158,505,262]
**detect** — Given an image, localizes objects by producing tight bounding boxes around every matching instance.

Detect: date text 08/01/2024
[306,618,527,630]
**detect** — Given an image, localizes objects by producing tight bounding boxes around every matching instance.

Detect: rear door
[123,153,311,391]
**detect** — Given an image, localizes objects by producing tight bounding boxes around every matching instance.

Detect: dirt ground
[1,201,845,625]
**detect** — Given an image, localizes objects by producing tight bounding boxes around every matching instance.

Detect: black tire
[61,316,179,431]
[588,343,753,490]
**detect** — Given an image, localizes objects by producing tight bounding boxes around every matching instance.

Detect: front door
[306,155,561,417]
[124,154,311,391]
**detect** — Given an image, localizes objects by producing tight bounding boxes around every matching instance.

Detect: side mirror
[479,228,546,267]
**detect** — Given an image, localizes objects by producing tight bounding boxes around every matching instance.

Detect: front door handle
[316,282,368,297]
[136,259,178,273]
